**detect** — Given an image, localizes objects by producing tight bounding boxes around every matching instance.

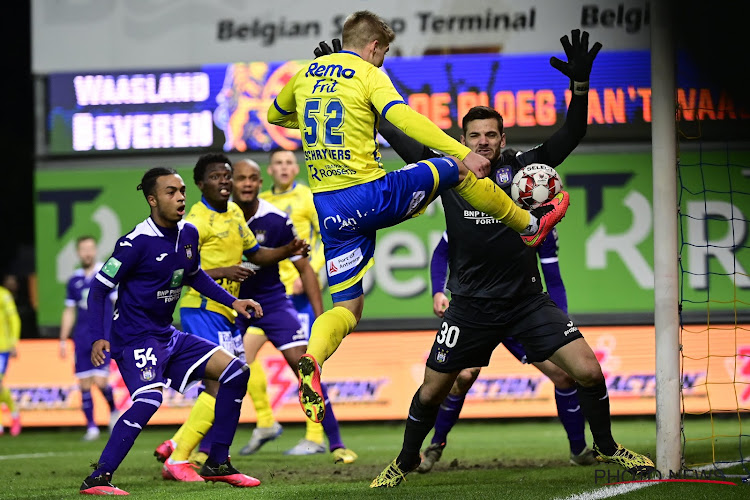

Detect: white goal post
[651,0,681,477]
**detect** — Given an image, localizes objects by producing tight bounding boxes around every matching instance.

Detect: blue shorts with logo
[74,334,111,378]
[314,157,459,302]
[180,308,245,362]
[237,298,308,351]
[114,329,221,400]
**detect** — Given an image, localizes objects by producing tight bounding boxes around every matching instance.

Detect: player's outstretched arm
[184,268,241,309]
[205,265,254,283]
[522,29,603,168]
[550,29,602,94]
[245,239,310,267]
[378,114,437,165]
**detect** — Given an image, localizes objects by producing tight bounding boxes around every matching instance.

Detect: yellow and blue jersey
[260,182,324,294]
[0,285,20,353]
[268,51,471,193]
[180,198,259,322]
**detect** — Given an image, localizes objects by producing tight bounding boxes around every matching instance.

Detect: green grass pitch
[0,417,747,499]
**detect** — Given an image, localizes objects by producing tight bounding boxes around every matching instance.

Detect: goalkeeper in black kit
[335,29,655,487]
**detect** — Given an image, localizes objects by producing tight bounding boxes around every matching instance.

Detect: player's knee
[133,390,163,411]
[220,358,250,389]
[543,364,576,389]
[453,368,480,394]
[575,362,605,387]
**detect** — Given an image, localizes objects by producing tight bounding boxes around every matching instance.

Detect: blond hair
[342,10,395,50]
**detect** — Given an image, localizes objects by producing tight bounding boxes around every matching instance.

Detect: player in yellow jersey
[238,150,332,455]
[154,153,308,482]
[268,10,570,424]
[0,277,21,436]
[260,149,325,334]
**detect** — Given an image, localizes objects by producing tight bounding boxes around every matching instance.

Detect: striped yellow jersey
[0,286,20,352]
[180,199,259,322]
[259,182,324,295]
[268,51,471,193]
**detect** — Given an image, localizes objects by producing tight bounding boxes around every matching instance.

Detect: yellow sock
[247,359,276,428]
[0,386,16,413]
[306,306,357,368]
[171,392,215,462]
[454,171,530,232]
[172,424,184,443]
[305,420,325,444]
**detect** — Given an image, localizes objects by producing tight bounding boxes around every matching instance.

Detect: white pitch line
[554,481,655,500]
[553,456,750,500]
[0,451,81,461]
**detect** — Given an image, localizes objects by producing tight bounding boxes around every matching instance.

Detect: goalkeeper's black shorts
[426,293,583,373]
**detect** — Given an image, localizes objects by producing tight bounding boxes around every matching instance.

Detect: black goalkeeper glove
[550,29,602,95]
[313,38,342,58]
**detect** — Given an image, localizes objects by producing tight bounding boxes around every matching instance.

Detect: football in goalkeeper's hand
[510,163,563,209]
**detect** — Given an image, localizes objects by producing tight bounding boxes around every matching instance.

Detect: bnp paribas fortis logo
[214,61,304,153]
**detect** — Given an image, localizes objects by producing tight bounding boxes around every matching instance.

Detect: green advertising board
[35,150,750,329]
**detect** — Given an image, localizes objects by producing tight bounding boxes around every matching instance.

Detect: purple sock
[101,386,116,412]
[199,426,214,455]
[81,390,95,428]
[555,387,587,455]
[92,391,162,476]
[432,393,466,445]
[208,359,249,464]
[319,383,344,451]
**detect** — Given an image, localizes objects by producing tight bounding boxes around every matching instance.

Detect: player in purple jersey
[59,236,120,441]
[230,159,358,463]
[153,153,308,481]
[79,167,264,495]
[418,230,595,472]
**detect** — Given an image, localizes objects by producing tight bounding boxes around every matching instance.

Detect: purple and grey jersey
[239,199,300,305]
[90,217,236,355]
[65,264,115,343]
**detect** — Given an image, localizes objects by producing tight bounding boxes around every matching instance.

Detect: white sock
[521,214,539,235]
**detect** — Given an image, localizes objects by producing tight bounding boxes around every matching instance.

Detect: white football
[510,163,563,209]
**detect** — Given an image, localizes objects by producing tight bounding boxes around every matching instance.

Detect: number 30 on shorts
[134,347,157,368]
[437,322,460,348]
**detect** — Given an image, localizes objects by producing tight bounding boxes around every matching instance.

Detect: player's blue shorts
[314,157,460,302]
[290,293,315,338]
[74,335,111,378]
[238,298,308,351]
[180,308,245,362]
[114,329,221,400]
[0,351,10,379]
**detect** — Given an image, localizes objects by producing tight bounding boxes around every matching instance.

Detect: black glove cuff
[572,80,589,95]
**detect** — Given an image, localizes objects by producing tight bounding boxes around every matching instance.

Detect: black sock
[397,388,440,470]
[577,382,618,455]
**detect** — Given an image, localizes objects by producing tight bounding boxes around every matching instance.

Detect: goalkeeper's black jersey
[378,91,588,302]
[441,149,543,301]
